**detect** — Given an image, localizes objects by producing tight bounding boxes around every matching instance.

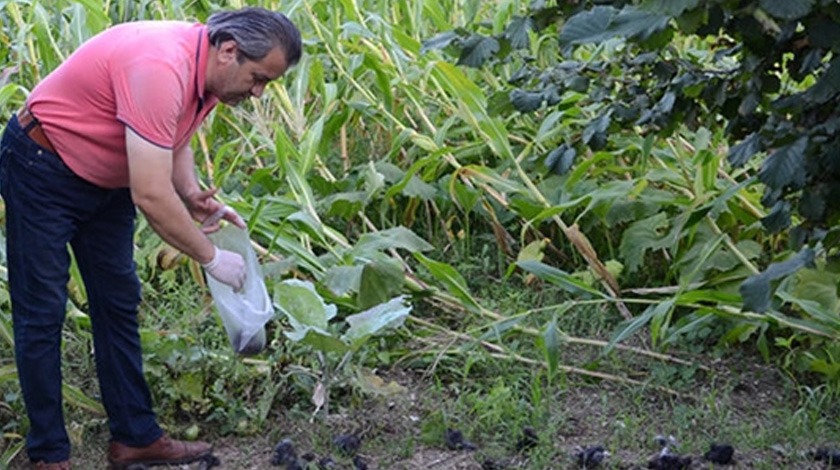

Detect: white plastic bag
[205,225,274,356]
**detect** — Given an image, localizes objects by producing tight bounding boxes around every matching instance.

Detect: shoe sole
[109,452,217,470]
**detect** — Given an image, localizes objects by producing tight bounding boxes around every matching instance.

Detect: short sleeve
[113,57,187,149]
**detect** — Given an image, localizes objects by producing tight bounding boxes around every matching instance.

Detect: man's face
[211,41,290,106]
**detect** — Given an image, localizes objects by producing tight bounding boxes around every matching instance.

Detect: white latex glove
[202,246,246,291]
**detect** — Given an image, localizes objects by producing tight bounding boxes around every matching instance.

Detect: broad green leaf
[799,186,827,222]
[777,291,840,332]
[545,144,576,175]
[377,161,438,200]
[402,176,437,199]
[759,0,813,20]
[641,0,699,16]
[638,91,675,126]
[287,210,326,240]
[761,201,791,234]
[517,239,547,264]
[610,6,671,42]
[806,16,840,50]
[505,16,532,49]
[559,6,616,45]
[559,5,670,45]
[421,0,453,32]
[619,212,671,273]
[567,180,635,220]
[415,253,481,312]
[353,227,434,254]
[175,372,204,402]
[343,296,411,349]
[806,56,840,104]
[740,248,815,313]
[758,137,808,190]
[340,21,376,39]
[709,175,757,218]
[706,240,762,274]
[363,162,386,199]
[323,266,364,297]
[451,180,481,212]
[510,88,544,112]
[567,76,590,93]
[791,269,840,315]
[275,279,337,330]
[358,258,405,310]
[457,34,500,68]
[727,133,762,167]
[583,113,610,149]
[323,191,366,219]
[421,31,460,53]
[674,231,726,284]
[286,327,349,353]
[70,0,109,36]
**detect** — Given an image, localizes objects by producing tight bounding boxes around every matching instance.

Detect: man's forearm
[172,145,201,201]
[135,186,216,264]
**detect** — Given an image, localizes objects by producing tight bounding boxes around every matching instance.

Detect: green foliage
[427,0,840,235]
[427,0,840,379]
[4,0,840,460]
[274,278,411,418]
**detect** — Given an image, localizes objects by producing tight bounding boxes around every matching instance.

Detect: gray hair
[207,7,302,66]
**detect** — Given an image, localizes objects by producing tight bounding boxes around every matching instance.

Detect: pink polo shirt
[27,21,219,189]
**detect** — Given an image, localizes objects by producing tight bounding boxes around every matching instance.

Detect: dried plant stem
[409,317,689,399]
[418,285,704,370]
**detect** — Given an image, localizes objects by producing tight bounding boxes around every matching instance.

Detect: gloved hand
[202,246,246,291]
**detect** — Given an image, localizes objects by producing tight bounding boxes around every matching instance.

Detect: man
[0,7,301,469]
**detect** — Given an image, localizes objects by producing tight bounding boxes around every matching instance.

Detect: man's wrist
[200,245,218,267]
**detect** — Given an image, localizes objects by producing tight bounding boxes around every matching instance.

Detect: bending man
[0,7,301,469]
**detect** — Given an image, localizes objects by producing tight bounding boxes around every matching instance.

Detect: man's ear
[217,40,239,64]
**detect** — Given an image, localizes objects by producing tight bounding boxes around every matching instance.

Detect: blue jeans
[0,115,162,462]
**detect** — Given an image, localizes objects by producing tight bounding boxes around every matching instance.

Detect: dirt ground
[10,346,840,470]
[5,352,835,469]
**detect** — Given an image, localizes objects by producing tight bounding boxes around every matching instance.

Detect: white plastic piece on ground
[205,225,274,356]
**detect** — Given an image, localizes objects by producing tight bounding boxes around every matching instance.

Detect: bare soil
[7,349,836,470]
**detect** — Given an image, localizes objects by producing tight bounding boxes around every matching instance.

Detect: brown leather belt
[17,107,57,154]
